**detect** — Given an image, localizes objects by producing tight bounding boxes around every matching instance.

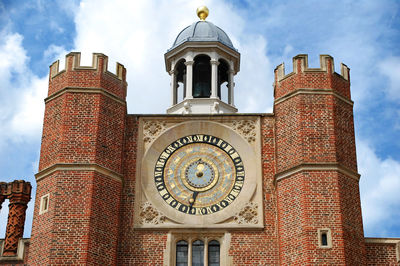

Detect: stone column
[169,70,177,105]
[204,239,209,266]
[184,61,194,99]
[228,70,235,105]
[3,180,31,257]
[210,60,220,99]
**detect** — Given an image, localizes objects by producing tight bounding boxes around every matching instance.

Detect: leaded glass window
[192,239,204,266]
[176,240,188,266]
[208,240,220,266]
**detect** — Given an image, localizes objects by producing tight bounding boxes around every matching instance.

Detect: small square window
[39,194,50,214]
[318,228,332,248]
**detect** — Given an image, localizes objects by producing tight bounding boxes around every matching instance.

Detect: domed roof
[170,21,236,51]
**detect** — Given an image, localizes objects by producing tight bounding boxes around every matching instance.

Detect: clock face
[154,134,245,215]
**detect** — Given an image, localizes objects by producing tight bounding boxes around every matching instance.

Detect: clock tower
[131,6,265,265]
[24,5,390,266]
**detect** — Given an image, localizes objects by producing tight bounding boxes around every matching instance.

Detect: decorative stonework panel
[233,202,258,224]
[143,120,168,147]
[226,120,257,144]
[139,202,166,225]
[135,118,263,229]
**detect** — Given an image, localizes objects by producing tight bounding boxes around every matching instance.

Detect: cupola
[165,6,240,114]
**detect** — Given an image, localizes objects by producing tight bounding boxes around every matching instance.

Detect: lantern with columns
[165,6,240,114]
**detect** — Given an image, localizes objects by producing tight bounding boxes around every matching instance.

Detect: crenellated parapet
[48,52,127,100]
[274,54,357,173]
[274,54,351,100]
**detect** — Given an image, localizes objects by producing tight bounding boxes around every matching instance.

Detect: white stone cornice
[275,163,360,182]
[274,88,354,106]
[365,238,400,244]
[167,98,237,114]
[45,87,126,105]
[35,163,123,183]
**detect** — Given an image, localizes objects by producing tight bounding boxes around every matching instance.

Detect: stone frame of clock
[134,118,263,229]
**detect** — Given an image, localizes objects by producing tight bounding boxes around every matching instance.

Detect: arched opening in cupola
[193,55,211,98]
[175,59,186,103]
[218,59,230,102]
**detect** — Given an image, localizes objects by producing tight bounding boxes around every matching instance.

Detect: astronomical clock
[134,118,263,229]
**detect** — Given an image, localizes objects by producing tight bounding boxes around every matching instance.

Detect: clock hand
[189,191,199,208]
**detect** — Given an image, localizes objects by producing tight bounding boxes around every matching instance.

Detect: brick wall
[274,54,366,264]
[117,116,168,265]
[228,116,279,265]
[28,53,126,265]
[366,240,400,265]
[22,51,397,265]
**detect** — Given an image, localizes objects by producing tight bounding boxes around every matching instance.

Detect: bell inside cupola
[193,55,211,98]
[165,6,240,114]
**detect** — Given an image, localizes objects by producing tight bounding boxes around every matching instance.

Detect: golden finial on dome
[196,6,209,20]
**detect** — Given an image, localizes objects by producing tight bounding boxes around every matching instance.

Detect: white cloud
[378,56,400,100]
[71,0,272,114]
[358,138,400,236]
[0,31,47,146]
[43,44,68,68]
[235,35,273,113]
[9,76,47,141]
[0,30,44,238]
[0,32,28,86]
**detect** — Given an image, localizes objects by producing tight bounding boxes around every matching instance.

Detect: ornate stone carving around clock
[233,202,258,224]
[143,120,167,145]
[226,120,257,144]
[136,119,263,229]
[139,202,166,225]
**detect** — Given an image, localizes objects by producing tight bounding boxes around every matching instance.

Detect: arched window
[175,59,186,103]
[193,55,211,98]
[176,240,188,266]
[208,240,220,266]
[217,59,229,102]
[174,238,221,266]
[192,239,204,266]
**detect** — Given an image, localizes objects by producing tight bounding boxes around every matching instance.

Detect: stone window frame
[39,193,50,214]
[318,228,332,248]
[165,231,231,266]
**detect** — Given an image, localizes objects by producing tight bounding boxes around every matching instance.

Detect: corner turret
[29,52,127,265]
[273,54,366,264]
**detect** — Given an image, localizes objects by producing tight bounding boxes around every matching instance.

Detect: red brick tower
[28,53,127,265]
[274,55,366,264]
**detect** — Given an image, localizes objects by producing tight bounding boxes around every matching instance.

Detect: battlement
[274,54,350,83]
[49,52,126,81]
[274,54,351,100]
[47,52,127,99]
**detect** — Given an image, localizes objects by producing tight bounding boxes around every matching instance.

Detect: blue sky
[0,0,399,238]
